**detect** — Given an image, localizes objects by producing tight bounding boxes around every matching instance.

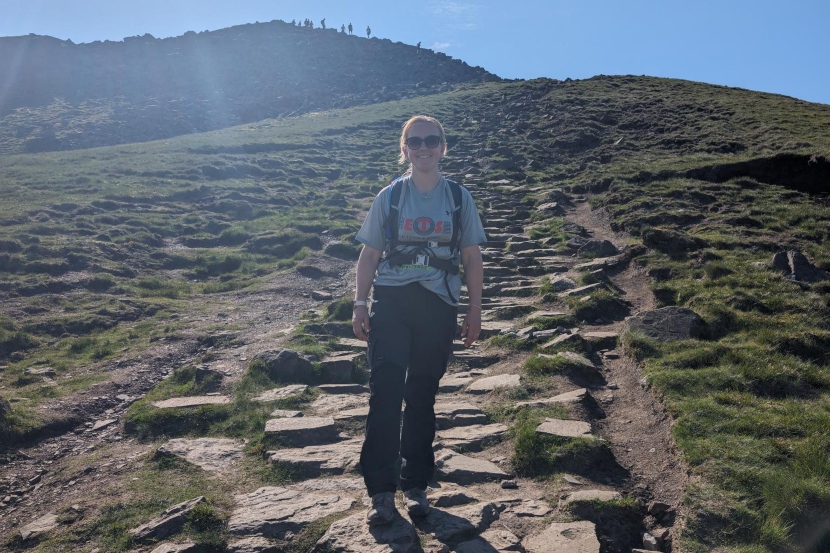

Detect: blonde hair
[398,115,448,166]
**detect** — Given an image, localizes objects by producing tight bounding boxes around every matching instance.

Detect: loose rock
[129,496,206,542]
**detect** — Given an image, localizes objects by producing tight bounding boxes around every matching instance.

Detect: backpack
[381,176,464,302]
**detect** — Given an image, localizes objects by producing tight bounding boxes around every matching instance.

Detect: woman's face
[403,121,444,172]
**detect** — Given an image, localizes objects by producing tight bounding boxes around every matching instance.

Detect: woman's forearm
[460,245,483,307]
[355,245,382,300]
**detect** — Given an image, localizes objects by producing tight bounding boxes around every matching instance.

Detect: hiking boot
[403,487,430,517]
[366,491,397,526]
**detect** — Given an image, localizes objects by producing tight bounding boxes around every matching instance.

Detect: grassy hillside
[1,75,829,551]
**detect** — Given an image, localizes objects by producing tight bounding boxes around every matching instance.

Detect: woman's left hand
[460,308,481,348]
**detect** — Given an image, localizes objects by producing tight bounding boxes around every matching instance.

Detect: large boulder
[577,239,618,258]
[251,349,314,383]
[623,307,706,341]
[771,250,830,283]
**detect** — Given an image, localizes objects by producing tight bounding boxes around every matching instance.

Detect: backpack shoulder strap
[446,179,463,252]
[383,177,406,250]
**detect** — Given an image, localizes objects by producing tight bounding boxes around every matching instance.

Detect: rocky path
[3,177,690,552]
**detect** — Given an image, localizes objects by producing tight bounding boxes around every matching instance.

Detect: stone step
[436,423,508,452]
[266,439,362,476]
[435,402,489,429]
[253,384,308,403]
[151,395,232,409]
[465,373,521,394]
[487,284,541,297]
[435,448,509,484]
[559,489,621,507]
[264,416,340,445]
[228,478,361,540]
[516,388,588,408]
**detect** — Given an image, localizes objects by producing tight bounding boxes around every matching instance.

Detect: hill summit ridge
[0,19,499,154]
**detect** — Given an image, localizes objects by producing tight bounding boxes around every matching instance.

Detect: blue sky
[3,0,829,105]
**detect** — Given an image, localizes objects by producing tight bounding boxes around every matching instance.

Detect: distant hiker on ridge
[348,22,353,35]
[353,115,486,526]
[416,41,421,54]
[341,24,346,33]
[366,25,371,38]
[321,18,326,29]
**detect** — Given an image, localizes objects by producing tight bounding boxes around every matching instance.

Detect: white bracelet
[353,300,367,310]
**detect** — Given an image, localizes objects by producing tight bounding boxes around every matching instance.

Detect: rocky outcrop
[623,306,706,341]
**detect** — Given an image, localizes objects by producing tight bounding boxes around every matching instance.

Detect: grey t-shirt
[356,175,487,305]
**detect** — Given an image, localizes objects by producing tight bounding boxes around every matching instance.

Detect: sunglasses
[405,135,442,149]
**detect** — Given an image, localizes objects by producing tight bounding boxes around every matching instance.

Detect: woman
[352,115,486,525]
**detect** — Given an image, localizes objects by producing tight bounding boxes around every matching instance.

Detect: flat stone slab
[450,351,501,369]
[333,406,369,422]
[91,418,118,431]
[516,388,588,408]
[456,527,523,553]
[315,511,419,553]
[335,337,368,350]
[149,543,200,553]
[438,374,474,392]
[264,417,338,445]
[526,310,568,320]
[437,423,508,451]
[560,489,622,506]
[229,484,357,539]
[465,373,521,394]
[434,402,488,429]
[267,439,362,475]
[582,331,619,342]
[20,512,59,540]
[317,383,369,394]
[512,499,553,517]
[253,384,308,402]
[226,537,280,553]
[536,418,592,438]
[435,449,509,484]
[158,438,245,472]
[539,333,588,351]
[557,283,602,297]
[523,521,600,553]
[311,393,368,414]
[268,409,303,418]
[152,396,231,409]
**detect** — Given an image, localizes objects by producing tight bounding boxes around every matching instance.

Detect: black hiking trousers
[360,283,457,497]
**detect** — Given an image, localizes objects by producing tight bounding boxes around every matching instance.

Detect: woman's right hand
[352,305,371,341]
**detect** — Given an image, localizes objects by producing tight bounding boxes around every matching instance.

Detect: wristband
[353,300,367,310]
